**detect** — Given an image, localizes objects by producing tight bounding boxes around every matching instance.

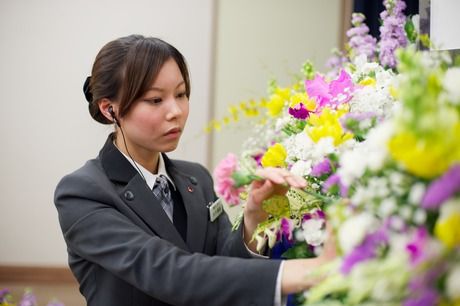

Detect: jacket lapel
[163,155,208,253]
[99,135,188,250]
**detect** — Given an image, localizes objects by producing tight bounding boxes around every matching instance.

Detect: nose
[165,97,183,121]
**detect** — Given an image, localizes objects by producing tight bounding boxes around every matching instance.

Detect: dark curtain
[353,0,419,39]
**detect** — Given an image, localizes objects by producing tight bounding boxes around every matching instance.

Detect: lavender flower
[0,288,11,303]
[311,158,332,177]
[421,164,460,209]
[403,289,439,306]
[347,13,377,61]
[379,0,408,68]
[323,174,348,197]
[325,49,348,79]
[18,290,38,306]
[341,228,388,274]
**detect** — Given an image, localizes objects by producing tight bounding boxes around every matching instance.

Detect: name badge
[208,198,223,222]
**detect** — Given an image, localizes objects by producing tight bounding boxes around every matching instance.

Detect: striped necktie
[152,175,174,221]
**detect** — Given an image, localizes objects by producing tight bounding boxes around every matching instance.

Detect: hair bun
[83,76,93,103]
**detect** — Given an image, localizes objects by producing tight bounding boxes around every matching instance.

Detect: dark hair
[84,35,191,124]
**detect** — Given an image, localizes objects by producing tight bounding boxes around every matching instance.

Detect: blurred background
[1,0,423,304]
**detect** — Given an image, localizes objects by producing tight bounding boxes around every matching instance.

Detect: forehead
[149,59,185,88]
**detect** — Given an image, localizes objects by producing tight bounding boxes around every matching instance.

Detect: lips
[164,127,182,137]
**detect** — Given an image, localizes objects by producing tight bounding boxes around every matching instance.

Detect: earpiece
[108,106,120,127]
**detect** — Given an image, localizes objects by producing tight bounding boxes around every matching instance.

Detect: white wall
[430,0,460,50]
[0,0,214,266]
[211,0,341,169]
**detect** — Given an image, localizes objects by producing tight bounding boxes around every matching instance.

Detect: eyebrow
[149,81,185,92]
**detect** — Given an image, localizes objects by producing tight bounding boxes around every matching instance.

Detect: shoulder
[54,158,112,202]
[169,159,213,182]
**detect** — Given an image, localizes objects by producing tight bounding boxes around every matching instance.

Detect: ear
[98,98,117,122]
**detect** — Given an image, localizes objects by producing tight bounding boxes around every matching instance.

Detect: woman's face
[118,58,189,158]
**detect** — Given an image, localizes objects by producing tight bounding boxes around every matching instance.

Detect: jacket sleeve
[55,171,281,306]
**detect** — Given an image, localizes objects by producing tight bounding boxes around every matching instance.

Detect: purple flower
[280,218,294,242]
[311,158,332,177]
[323,174,348,197]
[0,289,11,303]
[421,164,460,210]
[288,102,311,120]
[347,13,377,61]
[302,209,326,222]
[18,290,37,306]
[379,0,408,68]
[405,227,428,265]
[341,228,388,274]
[403,289,439,306]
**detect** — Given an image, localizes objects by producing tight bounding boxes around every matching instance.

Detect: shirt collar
[114,144,176,190]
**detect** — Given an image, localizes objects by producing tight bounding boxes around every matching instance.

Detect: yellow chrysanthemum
[388,127,460,178]
[266,87,291,117]
[306,108,353,146]
[435,212,460,249]
[261,143,287,168]
[359,77,376,87]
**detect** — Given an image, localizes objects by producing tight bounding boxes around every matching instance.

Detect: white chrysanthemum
[275,115,295,132]
[302,218,326,246]
[367,177,390,198]
[378,197,397,217]
[338,212,378,254]
[446,264,460,300]
[290,159,312,177]
[408,183,426,205]
[283,132,315,162]
[338,145,369,186]
[444,67,460,104]
[413,209,427,225]
[310,137,335,161]
[349,85,394,118]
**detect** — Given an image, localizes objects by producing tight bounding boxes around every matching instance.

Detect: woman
[54,34,335,306]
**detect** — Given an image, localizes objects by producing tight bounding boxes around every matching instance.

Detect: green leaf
[262,195,290,217]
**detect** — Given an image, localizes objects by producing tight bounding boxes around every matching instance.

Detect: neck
[114,132,160,174]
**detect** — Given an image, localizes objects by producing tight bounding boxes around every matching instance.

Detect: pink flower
[213,153,245,205]
[305,70,355,110]
[305,74,332,108]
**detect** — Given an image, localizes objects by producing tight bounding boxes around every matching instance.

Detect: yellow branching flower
[306,108,353,146]
[266,87,291,117]
[261,143,287,168]
[228,105,239,121]
[435,212,460,249]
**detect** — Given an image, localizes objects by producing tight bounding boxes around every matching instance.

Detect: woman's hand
[243,167,307,252]
[282,224,337,294]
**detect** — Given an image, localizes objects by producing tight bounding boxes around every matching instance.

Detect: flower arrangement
[212,0,460,305]
[0,289,64,306]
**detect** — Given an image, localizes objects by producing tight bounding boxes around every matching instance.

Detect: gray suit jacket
[54,136,281,306]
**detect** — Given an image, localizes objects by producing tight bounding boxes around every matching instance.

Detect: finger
[255,168,285,185]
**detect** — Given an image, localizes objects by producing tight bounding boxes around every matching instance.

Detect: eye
[144,97,162,104]
[176,92,187,99]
